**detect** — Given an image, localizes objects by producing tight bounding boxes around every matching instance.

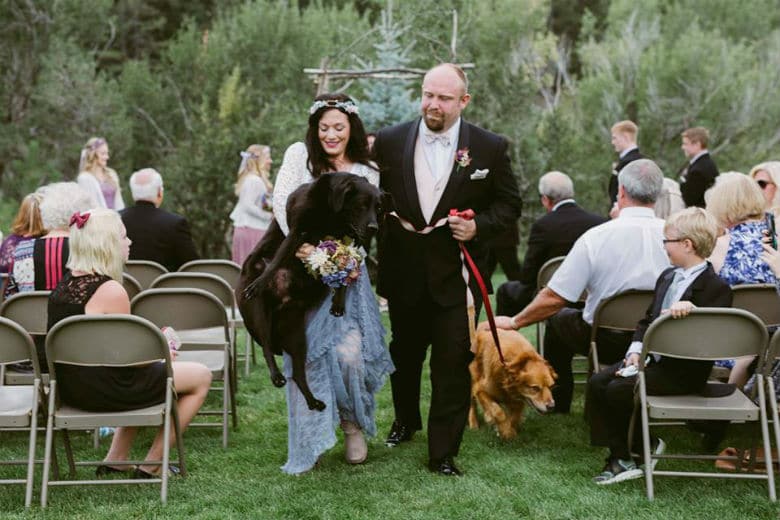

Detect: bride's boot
[340,420,367,464]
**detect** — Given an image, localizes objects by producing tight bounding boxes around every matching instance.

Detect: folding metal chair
[41,314,185,507]
[131,288,234,448]
[630,308,775,501]
[124,260,168,290]
[178,260,255,376]
[0,290,49,385]
[765,329,780,481]
[589,289,654,371]
[122,272,143,301]
[535,256,565,354]
[0,317,43,507]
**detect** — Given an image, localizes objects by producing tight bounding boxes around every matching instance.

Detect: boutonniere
[455,148,472,171]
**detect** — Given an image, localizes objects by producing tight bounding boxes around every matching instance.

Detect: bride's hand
[295,243,315,260]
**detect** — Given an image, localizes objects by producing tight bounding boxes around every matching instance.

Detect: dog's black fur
[236,172,382,411]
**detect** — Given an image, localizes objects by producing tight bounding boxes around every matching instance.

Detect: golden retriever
[468,329,557,439]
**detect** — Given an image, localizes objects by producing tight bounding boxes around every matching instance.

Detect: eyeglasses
[662,238,685,244]
[757,180,776,190]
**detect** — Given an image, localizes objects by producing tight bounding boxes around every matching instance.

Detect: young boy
[587,207,733,485]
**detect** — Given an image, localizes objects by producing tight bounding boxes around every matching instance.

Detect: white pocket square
[470,169,489,180]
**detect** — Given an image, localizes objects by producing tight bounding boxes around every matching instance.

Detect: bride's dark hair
[305,93,372,178]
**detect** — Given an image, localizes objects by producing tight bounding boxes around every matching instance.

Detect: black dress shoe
[428,457,462,477]
[385,420,414,447]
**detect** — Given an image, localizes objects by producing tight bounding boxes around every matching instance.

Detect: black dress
[49,272,166,412]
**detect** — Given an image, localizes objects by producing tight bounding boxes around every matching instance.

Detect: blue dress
[715,220,777,369]
[281,267,393,474]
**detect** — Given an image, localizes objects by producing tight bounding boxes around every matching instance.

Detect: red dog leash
[449,209,506,365]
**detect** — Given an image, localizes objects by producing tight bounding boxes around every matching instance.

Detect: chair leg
[62,429,77,478]
[758,375,777,501]
[251,337,257,365]
[25,380,40,508]
[93,427,100,449]
[230,363,238,431]
[638,372,654,500]
[768,378,780,472]
[162,379,173,505]
[244,332,251,377]
[41,384,57,508]
[171,401,187,477]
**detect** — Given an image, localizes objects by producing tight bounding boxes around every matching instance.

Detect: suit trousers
[543,308,633,413]
[496,280,535,316]
[588,361,696,460]
[388,292,475,461]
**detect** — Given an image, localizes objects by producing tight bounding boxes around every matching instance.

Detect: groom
[373,63,521,476]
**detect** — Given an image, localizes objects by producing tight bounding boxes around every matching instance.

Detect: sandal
[133,465,181,479]
[95,464,136,477]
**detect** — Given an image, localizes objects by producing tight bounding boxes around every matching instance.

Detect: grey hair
[618,159,664,204]
[37,182,95,231]
[130,168,164,201]
[538,171,574,202]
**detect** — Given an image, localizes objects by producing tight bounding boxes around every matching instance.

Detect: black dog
[236,172,382,411]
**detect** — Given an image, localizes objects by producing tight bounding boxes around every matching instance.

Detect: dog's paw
[308,399,327,411]
[329,306,345,317]
[497,424,517,440]
[271,374,287,387]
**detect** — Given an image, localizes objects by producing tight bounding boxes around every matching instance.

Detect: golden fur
[468,329,557,439]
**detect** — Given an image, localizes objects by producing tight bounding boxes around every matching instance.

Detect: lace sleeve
[273,142,310,236]
[355,162,380,188]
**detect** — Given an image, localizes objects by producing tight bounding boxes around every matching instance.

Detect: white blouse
[229,174,273,230]
[272,142,379,236]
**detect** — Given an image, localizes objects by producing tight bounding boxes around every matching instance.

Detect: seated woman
[0,192,45,296]
[11,182,93,293]
[706,172,776,385]
[48,208,212,478]
[749,161,780,217]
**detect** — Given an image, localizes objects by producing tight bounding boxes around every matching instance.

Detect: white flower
[306,249,330,272]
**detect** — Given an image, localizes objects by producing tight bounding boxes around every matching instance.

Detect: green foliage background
[2,0,780,256]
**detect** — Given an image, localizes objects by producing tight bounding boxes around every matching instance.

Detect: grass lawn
[2,274,779,518]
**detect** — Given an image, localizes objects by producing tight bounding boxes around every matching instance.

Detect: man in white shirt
[494,159,670,413]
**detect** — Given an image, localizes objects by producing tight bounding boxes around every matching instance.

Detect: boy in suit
[587,207,732,485]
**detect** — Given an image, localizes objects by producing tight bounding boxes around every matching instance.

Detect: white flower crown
[309,99,359,115]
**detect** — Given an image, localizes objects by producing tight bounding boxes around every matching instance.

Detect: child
[587,207,732,485]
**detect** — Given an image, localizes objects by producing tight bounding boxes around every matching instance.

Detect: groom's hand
[448,215,476,241]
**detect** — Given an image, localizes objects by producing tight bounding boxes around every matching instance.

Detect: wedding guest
[0,193,45,295]
[48,208,212,478]
[373,64,521,476]
[608,120,644,209]
[271,93,394,475]
[654,178,685,219]
[77,136,125,210]
[749,161,780,217]
[230,144,274,265]
[679,127,718,208]
[706,172,776,385]
[11,182,92,293]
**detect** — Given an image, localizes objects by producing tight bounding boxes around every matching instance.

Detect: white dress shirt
[547,206,670,325]
[414,118,461,223]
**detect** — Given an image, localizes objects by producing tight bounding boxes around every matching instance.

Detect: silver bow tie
[424,133,451,147]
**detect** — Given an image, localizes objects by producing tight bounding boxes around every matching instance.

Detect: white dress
[272,141,393,475]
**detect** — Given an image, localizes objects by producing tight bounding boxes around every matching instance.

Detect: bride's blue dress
[281,264,394,474]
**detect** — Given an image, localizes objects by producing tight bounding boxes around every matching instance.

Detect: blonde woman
[749,161,780,217]
[77,137,125,210]
[229,144,274,265]
[48,208,212,478]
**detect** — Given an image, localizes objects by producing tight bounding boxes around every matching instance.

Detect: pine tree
[356,8,418,132]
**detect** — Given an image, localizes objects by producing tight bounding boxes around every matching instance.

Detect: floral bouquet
[303,237,366,317]
[261,192,273,212]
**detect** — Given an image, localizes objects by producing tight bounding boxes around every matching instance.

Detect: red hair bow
[69,211,90,229]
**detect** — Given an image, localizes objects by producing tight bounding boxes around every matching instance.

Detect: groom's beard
[423,110,445,132]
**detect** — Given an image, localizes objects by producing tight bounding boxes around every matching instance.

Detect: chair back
[122,273,143,301]
[731,284,780,328]
[0,316,39,372]
[0,291,50,334]
[536,256,565,291]
[131,288,228,332]
[178,260,241,291]
[590,289,654,339]
[151,272,234,310]
[45,314,171,377]
[124,260,168,289]
[643,308,768,361]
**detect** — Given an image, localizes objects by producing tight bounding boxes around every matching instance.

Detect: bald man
[373,63,521,476]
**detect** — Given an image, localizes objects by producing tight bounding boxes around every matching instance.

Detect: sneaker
[593,458,643,485]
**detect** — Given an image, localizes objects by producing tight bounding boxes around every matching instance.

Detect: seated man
[494,159,671,413]
[588,207,732,485]
[120,168,199,272]
[496,171,605,315]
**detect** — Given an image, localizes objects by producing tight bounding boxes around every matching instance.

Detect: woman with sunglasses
[749,161,780,217]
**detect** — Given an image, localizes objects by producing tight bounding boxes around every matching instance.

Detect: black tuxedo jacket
[374,118,521,306]
[609,148,644,204]
[120,201,199,272]
[633,263,732,384]
[519,202,607,286]
[680,153,719,208]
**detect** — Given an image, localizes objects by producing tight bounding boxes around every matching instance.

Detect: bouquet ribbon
[387,209,506,365]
